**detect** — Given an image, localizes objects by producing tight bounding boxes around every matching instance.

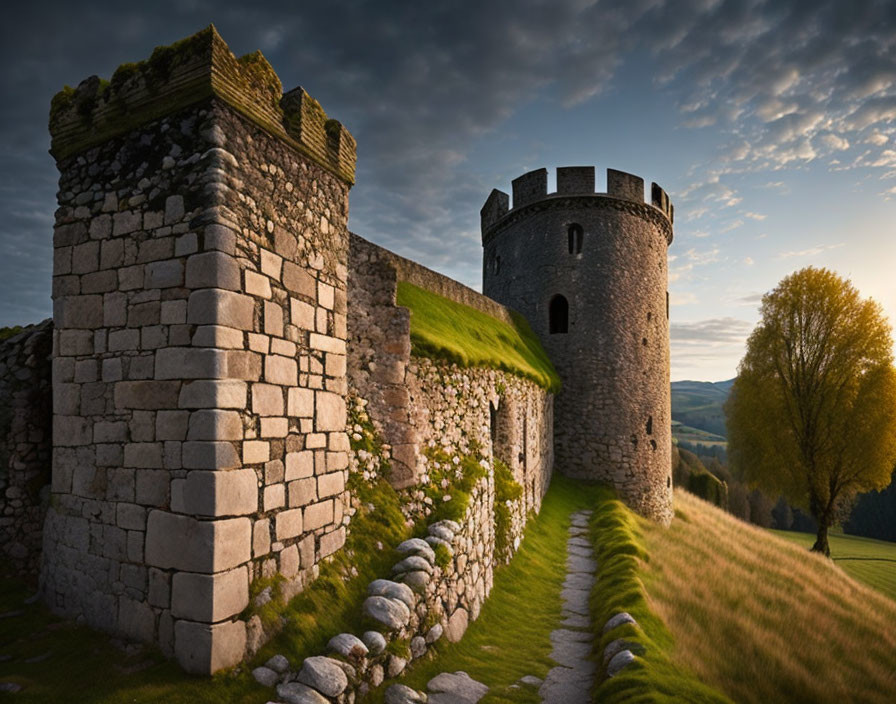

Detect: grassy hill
[773,529,896,601]
[640,490,896,703]
[670,379,733,438]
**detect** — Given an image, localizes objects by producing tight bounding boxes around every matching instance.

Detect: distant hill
[671,379,734,438]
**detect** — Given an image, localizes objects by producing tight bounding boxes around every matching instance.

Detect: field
[639,490,896,704]
[670,379,733,437]
[772,529,896,601]
[671,421,728,449]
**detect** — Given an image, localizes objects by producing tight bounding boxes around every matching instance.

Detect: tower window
[567,224,583,254]
[494,255,501,275]
[549,294,568,334]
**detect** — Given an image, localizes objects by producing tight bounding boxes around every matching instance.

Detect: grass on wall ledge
[396,281,561,393]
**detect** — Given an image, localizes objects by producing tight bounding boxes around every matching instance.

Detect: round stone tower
[480,166,674,524]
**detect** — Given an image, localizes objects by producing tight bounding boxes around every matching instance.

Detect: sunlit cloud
[777,243,845,259]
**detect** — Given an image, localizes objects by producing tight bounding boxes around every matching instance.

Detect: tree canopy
[725,267,896,555]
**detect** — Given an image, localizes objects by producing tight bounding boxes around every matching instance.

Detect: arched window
[568,224,583,254]
[549,295,569,334]
[494,254,501,275]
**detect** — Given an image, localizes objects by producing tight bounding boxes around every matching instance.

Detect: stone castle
[0,27,673,679]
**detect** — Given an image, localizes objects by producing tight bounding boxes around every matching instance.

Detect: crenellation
[0,26,679,687]
[39,27,355,675]
[511,168,548,208]
[480,189,510,232]
[482,167,673,525]
[651,181,671,217]
[607,168,645,202]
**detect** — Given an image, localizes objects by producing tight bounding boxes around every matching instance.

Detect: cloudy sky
[2,1,895,381]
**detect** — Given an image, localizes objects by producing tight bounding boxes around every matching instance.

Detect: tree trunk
[811,522,831,557]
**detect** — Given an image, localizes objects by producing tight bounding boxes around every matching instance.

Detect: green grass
[0,575,258,703]
[639,490,896,704]
[772,529,896,601]
[0,471,409,704]
[373,475,606,703]
[0,326,26,342]
[376,478,727,704]
[0,477,408,703]
[589,494,732,703]
[396,281,561,392]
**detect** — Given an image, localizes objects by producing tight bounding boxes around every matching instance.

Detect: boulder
[387,654,408,678]
[427,671,488,702]
[251,665,279,687]
[445,608,469,643]
[396,538,436,564]
[363,596,411,630]
[385,683,427,704]
[368,579,416,609]
[362,630,387,655]
[265,653,290,673]
[392,555,433,575]
[296,656,349,698]
[399,570,431,593]
[607,649,636,677]
[276,681,330,704]
[410,636,426,659]
[328,632,369,660]
[602,612,637,634]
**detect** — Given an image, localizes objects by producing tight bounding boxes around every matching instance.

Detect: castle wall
[482,168,673,524]
[407,359,553,526]
[43,28,355,673]
[0,321,53,577]
[347,233,553,515]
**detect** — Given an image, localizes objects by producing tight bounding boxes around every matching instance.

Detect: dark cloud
[2,1,895,325]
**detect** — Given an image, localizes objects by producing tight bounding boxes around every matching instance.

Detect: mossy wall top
[348,233,559,391]
[48,26,356,185]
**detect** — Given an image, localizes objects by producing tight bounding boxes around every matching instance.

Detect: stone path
[539,510,596,704]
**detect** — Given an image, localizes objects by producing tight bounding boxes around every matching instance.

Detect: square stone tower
[41,26,355,673]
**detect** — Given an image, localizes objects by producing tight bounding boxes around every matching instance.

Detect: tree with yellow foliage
[725,267,896,556]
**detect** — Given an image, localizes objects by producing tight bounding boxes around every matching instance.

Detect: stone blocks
[145,511,251,573]
[171,566,249,622]
[174,619,247,675]
[42,29,353,677]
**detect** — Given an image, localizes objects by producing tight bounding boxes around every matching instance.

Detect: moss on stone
[433,543,452,569]
[421,446,488,525]
[237,50,282,103]
[242,574,287,632]
[385,637,411,660]
[493,459,523,557]
[396,281,561,392]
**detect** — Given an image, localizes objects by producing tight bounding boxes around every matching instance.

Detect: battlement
[48,26,356,184]
[480,166,674,233]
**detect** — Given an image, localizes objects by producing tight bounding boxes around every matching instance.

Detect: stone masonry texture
[1,27,676,679]
[482,167,674,525]
[42,27,353,674]
[0,320,52,577]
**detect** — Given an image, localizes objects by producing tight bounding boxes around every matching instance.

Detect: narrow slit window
[549,294,569,334]
[568,224,583,254]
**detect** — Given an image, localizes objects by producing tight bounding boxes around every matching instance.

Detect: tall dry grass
[640,490,896,704]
